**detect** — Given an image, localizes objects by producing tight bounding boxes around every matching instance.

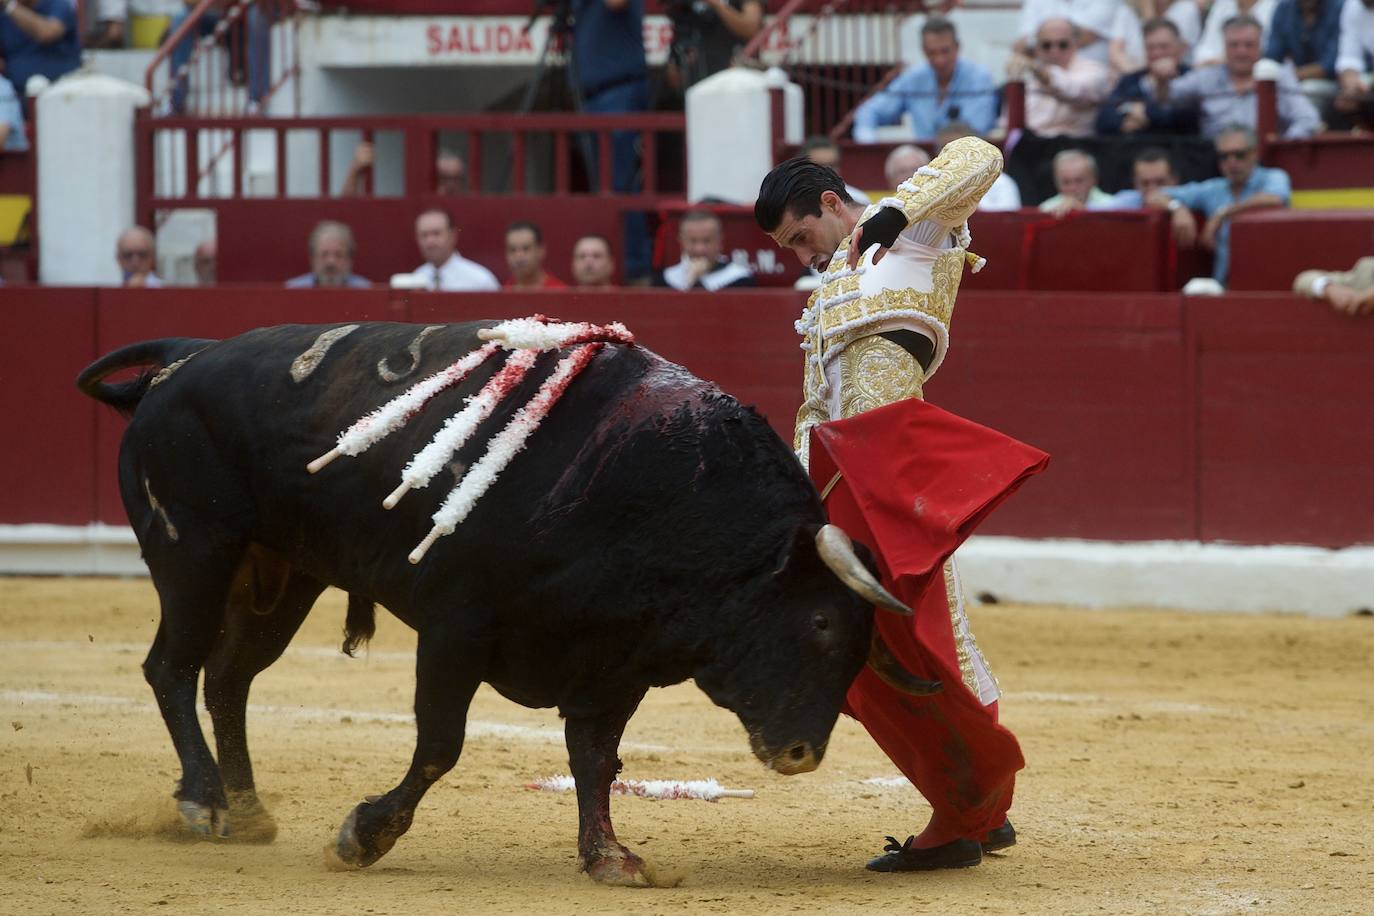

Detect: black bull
[77,321,935,885]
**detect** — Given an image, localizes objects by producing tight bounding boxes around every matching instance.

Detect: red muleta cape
[809,397,1050,846]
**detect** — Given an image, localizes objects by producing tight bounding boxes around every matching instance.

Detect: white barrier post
[36,73,151,285]
[685,67,802,205]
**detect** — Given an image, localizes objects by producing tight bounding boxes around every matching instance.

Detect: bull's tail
[75,337,217,417]
[341,593,376,657]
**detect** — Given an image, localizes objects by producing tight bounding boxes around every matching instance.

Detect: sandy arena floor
[1,577,1370,915]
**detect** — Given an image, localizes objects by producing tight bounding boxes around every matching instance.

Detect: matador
[755,137,1050,871]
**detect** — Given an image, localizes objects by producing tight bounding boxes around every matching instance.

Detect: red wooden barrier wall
[3,288,1372,548]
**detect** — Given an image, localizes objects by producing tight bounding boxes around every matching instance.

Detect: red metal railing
[134,111,687,227]
[144,0,302,117]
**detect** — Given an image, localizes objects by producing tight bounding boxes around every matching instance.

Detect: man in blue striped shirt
[852,17,998,142]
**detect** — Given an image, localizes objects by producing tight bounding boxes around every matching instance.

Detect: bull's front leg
[564,691,677,888]
[326,625,482,870]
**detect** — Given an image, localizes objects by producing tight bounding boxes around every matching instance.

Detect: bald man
[884,144,932,189]
[115,226,162,288]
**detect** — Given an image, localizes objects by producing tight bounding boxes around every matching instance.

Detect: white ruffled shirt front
[816,215,955,421]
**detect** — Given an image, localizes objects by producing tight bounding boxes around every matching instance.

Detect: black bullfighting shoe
[982,819,1017,853]
[864,834,983,872]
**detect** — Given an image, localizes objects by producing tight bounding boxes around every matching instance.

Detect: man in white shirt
[653,210,756,291]
[410,209,500,292]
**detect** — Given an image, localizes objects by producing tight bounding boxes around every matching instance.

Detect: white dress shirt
[1337,0,1374,76]
[412,252,500,291]
[979,173,1023,211]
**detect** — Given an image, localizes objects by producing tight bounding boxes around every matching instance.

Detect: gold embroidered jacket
[793,136,1004,465]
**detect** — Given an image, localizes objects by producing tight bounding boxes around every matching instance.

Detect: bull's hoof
[225,790,278,844]
[324,802,397,870]
[176,799,230,840]
[580,846,683,888]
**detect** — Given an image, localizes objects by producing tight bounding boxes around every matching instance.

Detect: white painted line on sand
[0,689,670,752]
[0,640,415,663]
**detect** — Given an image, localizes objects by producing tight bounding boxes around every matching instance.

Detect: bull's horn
[868,630,943,696]
[815,524,912,616]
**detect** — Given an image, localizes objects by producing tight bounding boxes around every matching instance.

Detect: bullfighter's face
[768,190,855,273]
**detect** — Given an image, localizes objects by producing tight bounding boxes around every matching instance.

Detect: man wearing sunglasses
[1145,124,1291,284]
[114,226,163,288]
[1012,18,1112,137]
[1014,0,1122,65]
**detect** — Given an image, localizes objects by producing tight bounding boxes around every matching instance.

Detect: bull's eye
[812,613,829,631]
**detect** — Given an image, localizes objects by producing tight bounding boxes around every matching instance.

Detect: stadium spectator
[1158,15,1322,138]
[342,143,467,197]
[884,144,931,188]
[664,0,764,89]
[936,122,1023,210]
[654,210,756,291]
[1193,0,1277,64]
[411,208,499,291]
[1335,0,1374,118]
[1095,17,1200,133]
[0,77,27,152]
[803,136,872,204]
[573,0,650,281]
[1293,247,1374,314]
[570,234,617,289]
[115,226,163,288]
[851,18,998,142]
[193,238,216,286]
[286,220,370,288]
[1106,146,1181,207]
[1010,18,1113,137]
[1040,149,1115,213]
[1014,0,1127,65]
[1147,124,1290,283]
[0,0,81,96]
[503,221,566,289]
[1266,0,1345,108]
[435,149,466,194]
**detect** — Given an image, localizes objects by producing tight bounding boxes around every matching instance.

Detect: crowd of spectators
[853,3,1373,143]
[845,4,1374,291]
[4,0,1372,300]
[112,206,765,293]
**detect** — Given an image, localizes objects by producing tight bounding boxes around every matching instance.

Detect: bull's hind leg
[203,547,328,843]
[142,545,247,839]
[327,624,483,869]
[564,691,672,887]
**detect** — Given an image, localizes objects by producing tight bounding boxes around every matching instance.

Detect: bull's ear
[770,523,824,578]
